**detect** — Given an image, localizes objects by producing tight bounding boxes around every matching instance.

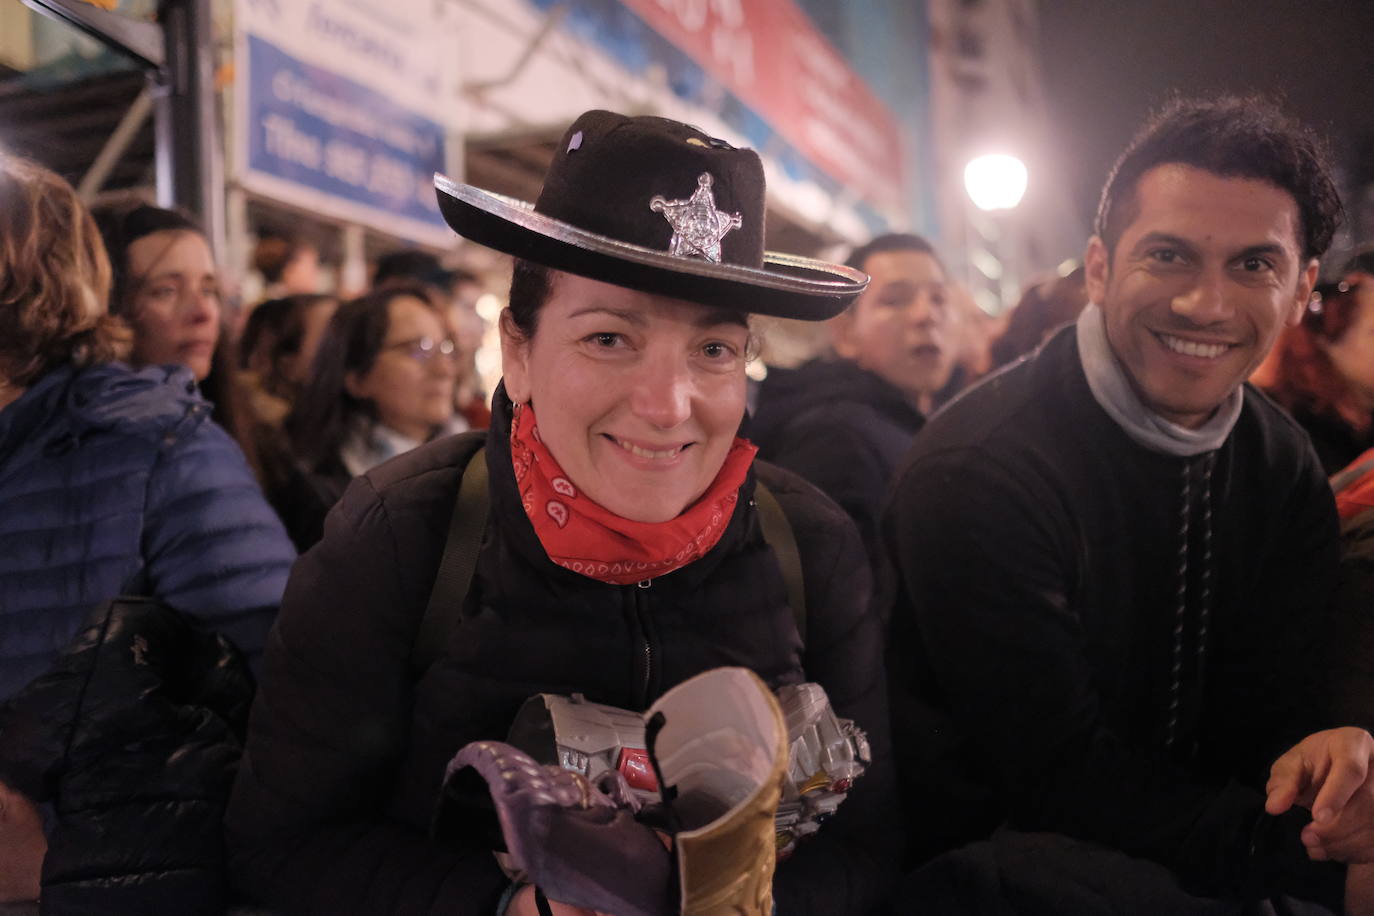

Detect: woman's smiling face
[500,271,750,523]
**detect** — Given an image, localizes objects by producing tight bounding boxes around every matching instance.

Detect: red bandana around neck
[509,401,757,585]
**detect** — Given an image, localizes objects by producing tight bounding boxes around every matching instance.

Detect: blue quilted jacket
[0,362,296,701]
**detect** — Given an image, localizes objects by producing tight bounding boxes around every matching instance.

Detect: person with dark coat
[884,96,1369,913]
[752,233,954,556]
[225,110,898,916]
[0,597,255,914]
[0,155,292,907]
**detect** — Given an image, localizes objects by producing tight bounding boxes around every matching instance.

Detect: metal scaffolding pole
[156,0,225,258]
[22,0,225,258]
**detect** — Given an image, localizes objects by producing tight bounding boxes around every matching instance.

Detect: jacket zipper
[634,578,653,708]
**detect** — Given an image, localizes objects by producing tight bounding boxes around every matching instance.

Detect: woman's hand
[0,780,45,903]
[505,885,609,916]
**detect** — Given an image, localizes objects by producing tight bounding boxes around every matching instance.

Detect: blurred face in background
[125,229,220,380]
[345,294,457,441]
[831,247,957,412]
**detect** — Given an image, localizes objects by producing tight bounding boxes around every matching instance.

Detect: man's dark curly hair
[1095,95,1344,263]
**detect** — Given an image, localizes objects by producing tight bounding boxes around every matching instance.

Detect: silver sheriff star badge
[649,173,742,263]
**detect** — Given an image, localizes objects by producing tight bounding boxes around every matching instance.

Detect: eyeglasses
[383,336,459,364]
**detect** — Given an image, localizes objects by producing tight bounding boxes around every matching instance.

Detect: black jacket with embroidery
[225,388,898,915]
[883,326,1344,906]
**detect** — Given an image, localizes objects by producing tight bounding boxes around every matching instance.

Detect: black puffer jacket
[752,359,924,559]
[226,388,898,915]
[0,597,254,915]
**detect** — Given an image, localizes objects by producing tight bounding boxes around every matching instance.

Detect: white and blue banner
[233,0,457,245]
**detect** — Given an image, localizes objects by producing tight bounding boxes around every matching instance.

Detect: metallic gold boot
[646,667,788,916]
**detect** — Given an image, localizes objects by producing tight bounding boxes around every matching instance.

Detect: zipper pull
[637,579,652,589]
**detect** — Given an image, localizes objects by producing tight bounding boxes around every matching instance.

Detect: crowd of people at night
[3,93,1374,916]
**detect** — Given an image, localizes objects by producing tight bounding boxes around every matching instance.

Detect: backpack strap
[413,448,489,675]
[754,480,806,643]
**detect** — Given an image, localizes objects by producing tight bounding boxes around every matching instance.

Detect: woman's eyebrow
[693,307,748,329]
[567,306,645,326]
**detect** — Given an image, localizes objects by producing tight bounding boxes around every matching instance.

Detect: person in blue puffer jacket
[0,158,295,702]
[0,153,296,906]
[0,361,294,696]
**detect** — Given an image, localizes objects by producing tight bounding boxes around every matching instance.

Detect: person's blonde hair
[0,155,129,387]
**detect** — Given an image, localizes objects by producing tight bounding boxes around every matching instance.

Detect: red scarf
[509,402,757,585]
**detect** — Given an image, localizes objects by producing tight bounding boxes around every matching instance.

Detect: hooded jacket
[752,358,924,558]
[884,326,1344,907]
[225,387,898,915]
[0,363,295,700]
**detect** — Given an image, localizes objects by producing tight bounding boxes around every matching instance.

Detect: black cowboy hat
[434,110,867,321]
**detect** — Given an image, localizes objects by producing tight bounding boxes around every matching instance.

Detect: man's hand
[0,780,45,903]
[1266,727,1374,863]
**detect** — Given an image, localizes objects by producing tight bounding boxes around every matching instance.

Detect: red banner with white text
[617,0,906,206]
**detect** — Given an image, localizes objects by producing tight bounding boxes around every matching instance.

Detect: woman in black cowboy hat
[225,110,898,915]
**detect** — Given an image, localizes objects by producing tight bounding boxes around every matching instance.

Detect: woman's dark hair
[240,297,298,371]
[990,268,1089,370]
[505,258,556,339]
[1269,281,1369,431]
[240,293,335,396]
[1095,95,1343,262]
[502,259,755,362]
[89,200,203,318]
[284,284,435,470]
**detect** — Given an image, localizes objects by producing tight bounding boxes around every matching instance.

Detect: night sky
[1036,0,1374,247]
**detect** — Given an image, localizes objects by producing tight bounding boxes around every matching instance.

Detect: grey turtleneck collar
[1076,304,1241,457]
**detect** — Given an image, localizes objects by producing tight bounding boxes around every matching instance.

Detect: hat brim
[435,174,866,320]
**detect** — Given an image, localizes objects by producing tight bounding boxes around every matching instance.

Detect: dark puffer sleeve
[142,415,295,671]
[757,406,894,561]
[223,471,507,915]
[759,463,902,915]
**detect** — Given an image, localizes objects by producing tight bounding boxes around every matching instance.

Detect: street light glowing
[964,155,1028,211]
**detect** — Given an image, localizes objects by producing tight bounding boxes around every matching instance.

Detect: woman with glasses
[275,284,464,549]
[1263,280,1374,474]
